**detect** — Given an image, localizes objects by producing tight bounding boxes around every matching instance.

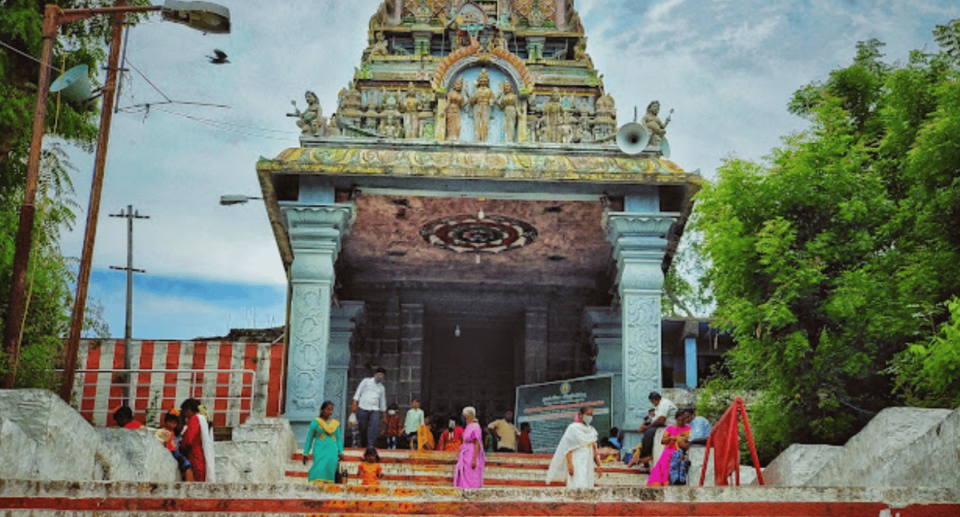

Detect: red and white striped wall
[72,340,284,428]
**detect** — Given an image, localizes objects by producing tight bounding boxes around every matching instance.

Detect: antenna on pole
[109,205,149,406]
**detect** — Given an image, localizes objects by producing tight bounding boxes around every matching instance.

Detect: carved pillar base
[604,211,678,449]
[282,204,353,444]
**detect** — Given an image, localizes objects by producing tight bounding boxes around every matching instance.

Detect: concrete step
[5,479,959,517]
[287,448,647,487]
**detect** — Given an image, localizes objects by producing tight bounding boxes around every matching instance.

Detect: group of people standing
[114,397,216,482]
[303,369,709,489]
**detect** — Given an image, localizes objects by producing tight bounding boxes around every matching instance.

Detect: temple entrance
[423,313,522,423]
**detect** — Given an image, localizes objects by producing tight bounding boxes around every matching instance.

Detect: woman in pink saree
[646,408,692,486]
[453,406,485,489]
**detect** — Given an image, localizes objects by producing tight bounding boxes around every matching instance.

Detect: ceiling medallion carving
[420,214,538,254]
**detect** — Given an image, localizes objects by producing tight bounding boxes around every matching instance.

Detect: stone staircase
[285,447,647,488]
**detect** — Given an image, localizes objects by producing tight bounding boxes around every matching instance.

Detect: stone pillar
[413,31,431,56]
[326,301,365,425]
[604,212,677,437]
[583,307,622,425]
[399,303,424,407]
[282,204,353,444]
[524,307,548,384]
[526,36,545,60]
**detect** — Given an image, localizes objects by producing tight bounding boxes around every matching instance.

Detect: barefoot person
[453,406,485,489]
[546,406,602,488]
[304,401,344,483]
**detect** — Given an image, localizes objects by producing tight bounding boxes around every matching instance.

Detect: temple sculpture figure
[497,82,519,142]
[402,82,420,139]
[445,77,465,141]
[642,100,670,147]
[293,91,323,135]
[542,88,562,143]
[369,31,390,56]
[467,69,495,142]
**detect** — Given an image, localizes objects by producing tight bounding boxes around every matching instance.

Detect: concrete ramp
[0,389,176,482]
[810,406,957,487]
[759,443,843,486]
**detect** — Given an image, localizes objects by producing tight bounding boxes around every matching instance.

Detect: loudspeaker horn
[616,122,650,155]
[50,64,93,104]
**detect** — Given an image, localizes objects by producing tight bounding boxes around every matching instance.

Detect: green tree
[0,1,147,386]
[694,24,960,460]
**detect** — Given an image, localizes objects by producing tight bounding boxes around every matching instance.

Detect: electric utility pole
[109,205,148,404]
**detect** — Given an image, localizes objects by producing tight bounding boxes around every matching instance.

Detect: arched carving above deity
[444,66,521,143]
[437,54,530,98]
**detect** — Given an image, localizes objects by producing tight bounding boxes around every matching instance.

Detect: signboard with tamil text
[514,374,613,455]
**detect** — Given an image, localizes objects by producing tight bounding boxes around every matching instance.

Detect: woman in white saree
[546,406,602,488]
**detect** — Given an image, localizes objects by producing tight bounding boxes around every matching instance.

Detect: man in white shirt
[630,391,677,467]
[351,367,387,448]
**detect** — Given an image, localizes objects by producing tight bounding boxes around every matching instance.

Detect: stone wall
[0,390,176,482]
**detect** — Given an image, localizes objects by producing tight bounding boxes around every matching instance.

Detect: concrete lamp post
[0,1,230,398]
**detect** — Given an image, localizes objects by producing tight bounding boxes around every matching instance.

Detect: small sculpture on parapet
[369,32,390,57]
[641,100,672,148]
[290,91,323,135]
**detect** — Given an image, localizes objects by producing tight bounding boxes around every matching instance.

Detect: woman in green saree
[304,400,344,483]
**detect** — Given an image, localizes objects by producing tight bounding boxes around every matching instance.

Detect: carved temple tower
[256,0,701,446]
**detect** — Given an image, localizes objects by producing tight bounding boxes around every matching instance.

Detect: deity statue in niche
[466,69,495,141]
[497,81,519,142]
[445,77,466,140]
[402,82,420,139]
[542,88,563,143]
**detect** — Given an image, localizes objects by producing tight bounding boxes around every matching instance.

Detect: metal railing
[70,368,257,427]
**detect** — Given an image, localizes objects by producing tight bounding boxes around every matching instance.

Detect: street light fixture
[220,194,264,206]
[1,1,230,398]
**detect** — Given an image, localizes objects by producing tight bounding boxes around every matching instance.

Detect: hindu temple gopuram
[255,0,702,444]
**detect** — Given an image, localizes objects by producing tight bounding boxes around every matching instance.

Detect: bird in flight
[207,49,229,64]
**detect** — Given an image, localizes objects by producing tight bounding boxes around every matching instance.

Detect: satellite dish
[50,64,92,103]
[660,136,671,159]
[616,122,650,155]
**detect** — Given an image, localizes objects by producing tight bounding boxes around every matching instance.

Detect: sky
[57,0,958,340]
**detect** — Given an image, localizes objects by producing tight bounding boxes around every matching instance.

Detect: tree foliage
[694,25,960,458]
[0,1,147,386]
